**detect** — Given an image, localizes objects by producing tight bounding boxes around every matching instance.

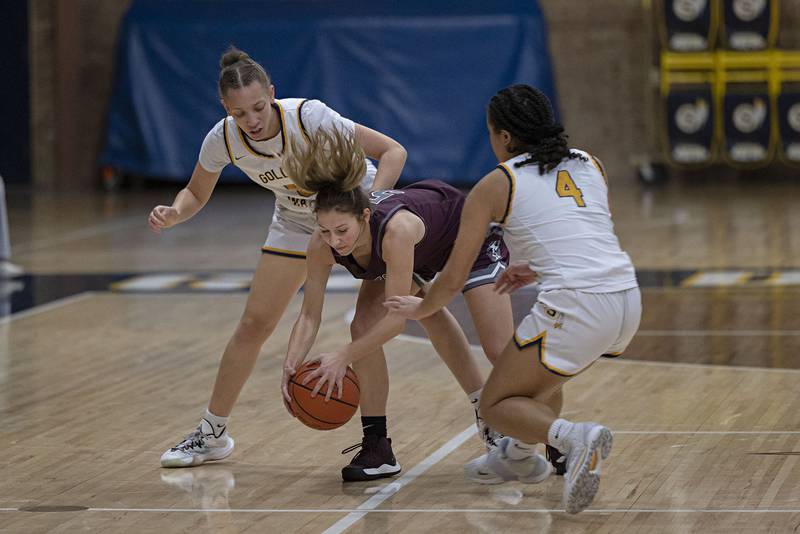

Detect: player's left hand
[304,351,349,401]
[383,295,425,319]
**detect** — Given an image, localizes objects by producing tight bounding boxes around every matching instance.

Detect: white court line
[13,216,145,253]
[614,431,800,435]
[637,330,800,336]
[394,334,800,374]
[605,356,800,374]
[394,335,800,434]
[0,292,96,326]
[321,425,477,534]
[10,507,797,514]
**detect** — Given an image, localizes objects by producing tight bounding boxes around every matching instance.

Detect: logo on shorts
[546,307,564,329]
[487,240,502,262]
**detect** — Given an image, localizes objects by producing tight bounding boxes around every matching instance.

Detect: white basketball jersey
[497,150,637,292]
[198,98,376,215]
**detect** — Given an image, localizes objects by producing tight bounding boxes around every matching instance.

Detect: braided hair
[487,84,585,174]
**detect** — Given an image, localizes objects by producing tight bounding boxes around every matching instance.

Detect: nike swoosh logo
[234,155,246,160]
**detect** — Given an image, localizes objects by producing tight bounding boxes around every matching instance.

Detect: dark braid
[488,84,586,174]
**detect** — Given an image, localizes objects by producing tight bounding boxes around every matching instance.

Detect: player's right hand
[148,205,180,233]
[494,260,538,294]
[281,364,297,416]
[383,295,425,320]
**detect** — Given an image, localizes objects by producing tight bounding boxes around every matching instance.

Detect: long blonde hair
[284,128,370,215]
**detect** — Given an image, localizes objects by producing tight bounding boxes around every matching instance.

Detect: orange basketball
[289,361,360,430]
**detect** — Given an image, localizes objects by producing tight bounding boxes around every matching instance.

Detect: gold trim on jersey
[589,154,608,185]
[513,330,576,377]
[222,119,234,164]
[297,99,312,143]
[497,163,516,225]
[236,102,287,159]
[261,245,307,258]
[284,183,315,198]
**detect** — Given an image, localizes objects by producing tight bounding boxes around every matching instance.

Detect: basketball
[289,361,360,430]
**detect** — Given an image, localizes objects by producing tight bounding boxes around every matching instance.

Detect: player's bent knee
[350,308,386,338]
[482,342,505,364]
[236,312,280,341]
[480,402,503,430]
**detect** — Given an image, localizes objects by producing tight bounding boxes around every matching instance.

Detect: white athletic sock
[467,388,482,409]
[505,439,537,460]
[202,409,229,438]
[547,418,574,453]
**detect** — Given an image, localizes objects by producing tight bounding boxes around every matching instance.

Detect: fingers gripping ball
[289,361,360,430]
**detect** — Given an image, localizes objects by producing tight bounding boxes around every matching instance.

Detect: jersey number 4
[555,170,586,207]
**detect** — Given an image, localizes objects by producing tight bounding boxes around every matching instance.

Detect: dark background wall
[1,0,31,184]
[26,0,800,190]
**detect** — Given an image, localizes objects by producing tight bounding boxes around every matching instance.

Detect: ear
[220,99,230,116]
[268,84,276,103]
[362,207,371,221]
[500,129,513,149]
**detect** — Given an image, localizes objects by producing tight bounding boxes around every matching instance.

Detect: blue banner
[100,0,557,185]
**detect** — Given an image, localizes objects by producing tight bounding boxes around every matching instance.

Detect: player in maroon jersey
[281,128,530,483]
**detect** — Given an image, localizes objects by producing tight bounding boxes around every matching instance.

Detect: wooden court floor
[2,179,800,533]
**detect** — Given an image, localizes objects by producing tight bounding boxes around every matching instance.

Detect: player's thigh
[463,284,514,362]
[351,279,388,335]
[480,335,569,411]
[242,252,307,326]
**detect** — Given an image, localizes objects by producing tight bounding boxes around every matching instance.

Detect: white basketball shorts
[513,287,641,376]
[261,208,316,259]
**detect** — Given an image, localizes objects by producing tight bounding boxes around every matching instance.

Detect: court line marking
[320,425,477,534]
[6,508,799,514]
[614,431,800,435]
[13,216,146,253]
[394,334,800,374]
[637,330,800,336]
[0,292,96,325]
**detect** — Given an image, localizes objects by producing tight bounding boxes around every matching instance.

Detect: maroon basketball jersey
[333,180,464,281]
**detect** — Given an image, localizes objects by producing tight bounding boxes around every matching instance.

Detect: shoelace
[172,430,207,452]
[341,442,363,455]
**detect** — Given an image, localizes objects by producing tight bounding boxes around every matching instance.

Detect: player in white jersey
[149,47,408,475]
[385,85,641,513]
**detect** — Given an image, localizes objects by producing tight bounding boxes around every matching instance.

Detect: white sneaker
[464,437,551,485]
[160,419,235,468]
[562,422,613,514]
[0,261,23,278]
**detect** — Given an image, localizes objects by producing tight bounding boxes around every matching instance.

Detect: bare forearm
[286,314,321,368]
[418,272,463,318]
[171,187,206,224]
[370,147,407,191]
[344,313,406,362]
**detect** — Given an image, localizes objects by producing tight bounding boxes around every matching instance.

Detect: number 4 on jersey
[555,170,586,207]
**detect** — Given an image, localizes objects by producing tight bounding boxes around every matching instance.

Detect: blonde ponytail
[285,127,366,193]
[284,128,371,216]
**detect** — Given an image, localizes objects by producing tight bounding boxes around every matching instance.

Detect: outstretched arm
[355,124,407,191]
[148,162,220,233]
[305,211,423,399]
[384,169,509,319]
[282,233,333,410]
